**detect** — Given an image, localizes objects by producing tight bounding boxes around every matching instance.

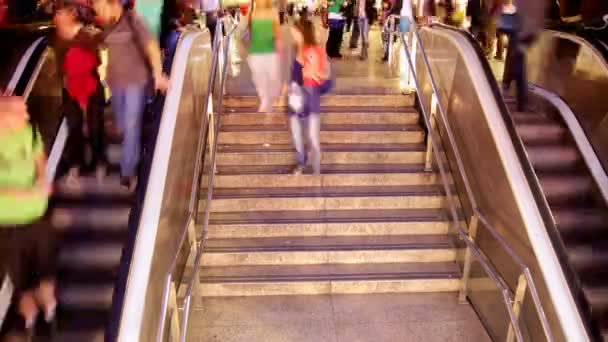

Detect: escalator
[418,24,608,340]
[0,26,175,341]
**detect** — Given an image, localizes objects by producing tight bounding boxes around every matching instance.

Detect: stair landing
[185,293,490,342]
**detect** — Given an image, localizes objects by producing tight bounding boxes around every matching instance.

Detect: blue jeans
[289,114,321,174]
[110,85,147,178]
[163,30,181,74]
[502,30,527,111]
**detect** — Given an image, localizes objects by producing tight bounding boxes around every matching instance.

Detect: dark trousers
[0,218,56,298]
[502,31,527,111]
[63,82,107,172]
[206,12,225,42]
[349,18,360,48]
[163,30,181,74]
[345,16,353,32]
[326,19,345,58]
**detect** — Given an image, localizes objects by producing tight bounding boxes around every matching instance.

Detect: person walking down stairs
[288,19,333,175]
[247,0,282,113]
[349,0,375,60]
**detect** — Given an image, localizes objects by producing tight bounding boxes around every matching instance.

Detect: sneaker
[120,176,138,192]
[66,167,80,189]
[36,280,57,323]
[18,291,39,329]
[95,164,107,183]
[291,165,305,175]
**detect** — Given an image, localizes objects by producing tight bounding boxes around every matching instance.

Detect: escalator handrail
[545,29,608,71]
[179,17,239,342]
[427,22,590,341]
[112,30,207,341]
[155,22,222,342]
[5,36,45,93]
[529,85,608,206]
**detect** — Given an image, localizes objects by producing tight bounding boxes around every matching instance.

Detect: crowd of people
[1,0,167,338]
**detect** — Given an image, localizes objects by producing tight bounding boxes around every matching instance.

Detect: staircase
[507,98,608,340]
[194,93,462,298]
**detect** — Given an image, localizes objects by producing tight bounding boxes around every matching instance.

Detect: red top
[62,46,99,110]
[302,46,327,87]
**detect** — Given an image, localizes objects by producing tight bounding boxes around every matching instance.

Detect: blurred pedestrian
[0,95,56,338]
[247,0,281,112]
[55,0,107,187]
[326,0,344,58]
[92,0,168,189]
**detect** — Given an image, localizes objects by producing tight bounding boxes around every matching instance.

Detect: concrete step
[58,242,123,270]
[584,286,608,323]
[223,94,415,108]
[210,164,440,187]
[207,185,448,212]
[46,330,105,342]
[553,208,608,243]
[539,174,595,206]
[221,108,419,126]
[200,235,457,266]
[51,207,130,230]
[216,143,426,166]
[185,262,460,296]
[527,145,583,172]
[54,174,132,198]
[207,209,451,239]
[218,124,425,144]
[516,122,567,145]
[57,284,114,310]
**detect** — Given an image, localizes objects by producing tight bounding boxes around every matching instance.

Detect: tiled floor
[226,23,402,96]
[186,293,490,342]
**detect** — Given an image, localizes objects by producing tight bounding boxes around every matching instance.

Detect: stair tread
[204,235,454,252]
[223,106,417,114]
[216,163,430,175]
[55,307,108,331]
[209,208,450,225]
[211,185,446,199]
[218,143,425,153]
[221,124,423,132]
[199,262,460,282]
[554,208,608,237]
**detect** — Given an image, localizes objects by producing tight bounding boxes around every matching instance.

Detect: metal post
[388,16,395,67]
[169,282,180,342]
[506,274,528,342]
[425,93,438,171]
[459,214,479,303]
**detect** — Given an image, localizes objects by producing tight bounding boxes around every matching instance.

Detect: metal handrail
[420,22,557,341]
[400,20,554,341]
[155,21,222,342]
[179,18,237,342]
[397,32,522,342]
[411,22,554,340]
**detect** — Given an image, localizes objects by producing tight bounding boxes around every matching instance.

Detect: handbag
[497,13,517,34]
[288,81,305,114]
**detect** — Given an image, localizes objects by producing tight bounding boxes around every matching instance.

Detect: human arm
[132,14,169,91]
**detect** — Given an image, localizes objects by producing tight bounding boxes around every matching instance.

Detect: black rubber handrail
[105,32,181,342]
[430,23,599,341]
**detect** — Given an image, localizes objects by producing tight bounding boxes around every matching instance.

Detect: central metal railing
[397,19,555,342]
[156,15,239,342]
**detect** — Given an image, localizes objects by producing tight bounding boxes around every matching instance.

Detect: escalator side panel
[527,31,608,176]
[418,28,580,342]
[114,30,213,342]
